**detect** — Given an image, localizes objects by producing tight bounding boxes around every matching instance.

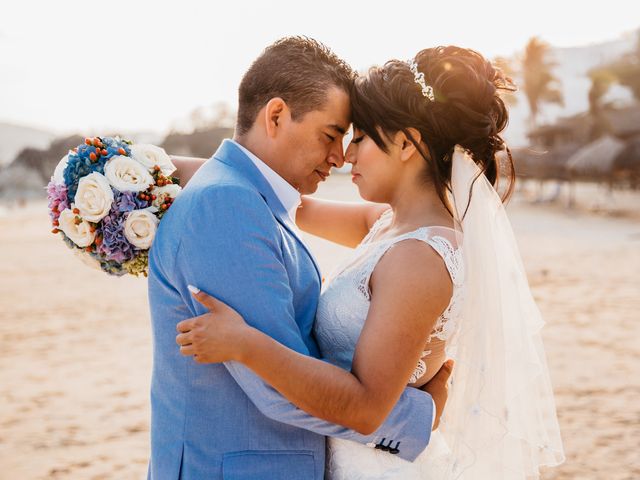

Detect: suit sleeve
[176,184,434,461]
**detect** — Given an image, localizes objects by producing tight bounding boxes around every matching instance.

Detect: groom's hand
[420,359,454,431]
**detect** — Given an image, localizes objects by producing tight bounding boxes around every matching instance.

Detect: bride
[174,46,565,478]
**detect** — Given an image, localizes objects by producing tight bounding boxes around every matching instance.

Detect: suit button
[375,438,389,451]
[389,441,401,454]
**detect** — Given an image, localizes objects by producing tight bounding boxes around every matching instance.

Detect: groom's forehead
[312,89,351,131]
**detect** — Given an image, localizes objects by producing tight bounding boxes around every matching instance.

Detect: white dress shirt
[232,140,301,222]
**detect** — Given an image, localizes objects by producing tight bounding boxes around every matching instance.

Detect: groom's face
[278,87,350,194]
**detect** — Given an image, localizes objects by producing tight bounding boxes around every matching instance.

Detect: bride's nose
[344,144,356,165]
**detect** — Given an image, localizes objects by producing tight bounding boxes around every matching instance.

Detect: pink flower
[46,180,69,221]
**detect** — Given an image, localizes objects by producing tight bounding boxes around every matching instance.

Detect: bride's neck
[387,179,452,231]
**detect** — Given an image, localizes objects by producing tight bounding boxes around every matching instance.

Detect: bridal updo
[350,46,517,212]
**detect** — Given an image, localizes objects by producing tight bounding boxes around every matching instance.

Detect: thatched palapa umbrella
[613,134,640,188]
[513,144,577,181]
[566,135,626,180]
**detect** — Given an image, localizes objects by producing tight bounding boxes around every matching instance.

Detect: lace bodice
[314,209,464,385]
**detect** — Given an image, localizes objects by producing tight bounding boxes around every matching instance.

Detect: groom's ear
[264,97,289,138]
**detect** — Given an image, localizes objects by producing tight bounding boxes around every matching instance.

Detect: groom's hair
[236,36,356,136]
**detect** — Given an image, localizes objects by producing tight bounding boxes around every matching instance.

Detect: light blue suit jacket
[147,139,434,479]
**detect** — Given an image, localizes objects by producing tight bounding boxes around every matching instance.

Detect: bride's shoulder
[369,237,453,313]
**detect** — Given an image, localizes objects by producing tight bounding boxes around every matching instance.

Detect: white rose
[58,208,96,248]
[74,172,114,222]
[53,153,70,184]
[124,209,159,250]
[151,183,182,208]
[130,144,176,176]
[72,248,103,271]
[104,155,155,193]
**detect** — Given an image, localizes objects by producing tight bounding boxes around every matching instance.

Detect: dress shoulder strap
[357,226,464,300]
[415,231,464,287]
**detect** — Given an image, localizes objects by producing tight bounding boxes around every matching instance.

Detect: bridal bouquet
[46,136,181,277]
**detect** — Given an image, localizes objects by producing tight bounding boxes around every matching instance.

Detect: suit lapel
[212,140,322,283]
[275,205,323,283]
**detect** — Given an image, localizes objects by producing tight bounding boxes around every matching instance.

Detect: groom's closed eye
[326,123,348,141]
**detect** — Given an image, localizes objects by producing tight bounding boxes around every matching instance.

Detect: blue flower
[63,151,108,202]
[114,190,150,212]
[62,137,133,202]
[102,136,131,158]
[95,194,141,264]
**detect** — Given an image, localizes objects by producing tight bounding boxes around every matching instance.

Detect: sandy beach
[0,176,638,479]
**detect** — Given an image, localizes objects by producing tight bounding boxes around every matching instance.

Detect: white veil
[438,145,565,479]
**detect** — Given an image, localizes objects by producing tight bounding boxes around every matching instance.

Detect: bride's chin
[356,188,371,201]
[356,188,380,204]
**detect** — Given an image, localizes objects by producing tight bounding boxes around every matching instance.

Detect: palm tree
[604,30,640,101]
[586,29,640,141]
[521,37,564,130]
[587,69,615,140]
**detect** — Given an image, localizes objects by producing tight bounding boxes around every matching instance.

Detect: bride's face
[345,128,400,203]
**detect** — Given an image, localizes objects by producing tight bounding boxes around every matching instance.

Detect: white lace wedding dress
[314,209,464,479]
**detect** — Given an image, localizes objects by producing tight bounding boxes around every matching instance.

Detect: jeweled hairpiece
[408,60,435,102]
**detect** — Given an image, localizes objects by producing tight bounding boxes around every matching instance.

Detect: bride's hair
[351,46,517,214]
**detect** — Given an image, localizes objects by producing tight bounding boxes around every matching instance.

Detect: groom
[147,37,450,480]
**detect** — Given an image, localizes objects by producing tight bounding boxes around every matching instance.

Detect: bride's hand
[175,286,253,364]
[420,359,454,430]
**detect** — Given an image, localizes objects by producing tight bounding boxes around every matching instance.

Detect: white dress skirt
[326,430,452,479]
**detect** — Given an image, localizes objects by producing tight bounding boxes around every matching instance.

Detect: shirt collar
[231,139,301,222]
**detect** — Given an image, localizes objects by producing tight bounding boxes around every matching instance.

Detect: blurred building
[514,104,640,187]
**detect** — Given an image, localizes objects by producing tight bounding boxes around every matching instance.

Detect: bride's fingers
[433,359,455,385]
[176,319,195,333]
[175,332,192,346]
[188,285,225,312]
[441,359,454,375]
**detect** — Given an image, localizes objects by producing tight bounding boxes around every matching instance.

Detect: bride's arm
[171,155,206,186]
[178,240,452,434]
[296,197,389,248]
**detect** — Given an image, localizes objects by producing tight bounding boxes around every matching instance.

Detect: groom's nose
[327,142,345,169]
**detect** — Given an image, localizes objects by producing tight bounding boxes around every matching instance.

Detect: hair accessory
[408,60,435,102]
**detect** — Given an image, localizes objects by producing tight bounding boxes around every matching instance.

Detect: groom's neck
[234,132,278,171]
